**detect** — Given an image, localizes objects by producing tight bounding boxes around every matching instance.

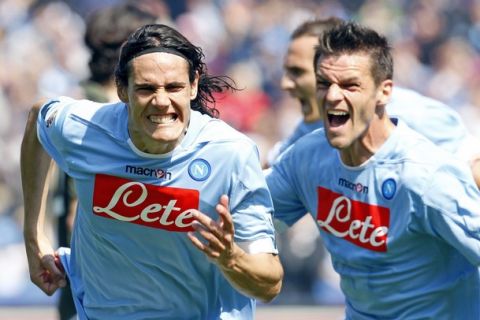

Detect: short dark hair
[314,21,393,85]
[291,17,344,40]
[115,24,236,118]
[84,3,157,85]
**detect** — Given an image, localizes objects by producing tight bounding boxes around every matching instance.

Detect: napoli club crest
[381,178,396,200]
[188,159,211,181]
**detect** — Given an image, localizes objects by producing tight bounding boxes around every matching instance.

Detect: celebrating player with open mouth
[266,21,480,319]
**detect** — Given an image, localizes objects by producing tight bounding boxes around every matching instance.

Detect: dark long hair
[115,24,237,117]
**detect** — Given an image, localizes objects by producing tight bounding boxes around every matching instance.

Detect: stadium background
[1,0,480,318]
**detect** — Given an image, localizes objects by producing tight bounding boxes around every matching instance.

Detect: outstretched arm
[188,195,283,302]
[21,101,66,295]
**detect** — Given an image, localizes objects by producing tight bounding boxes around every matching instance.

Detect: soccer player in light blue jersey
[266,21,480,319]
[268,18,480,189]
[21,23,283,320]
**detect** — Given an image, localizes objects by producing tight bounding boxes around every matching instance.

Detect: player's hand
[187,195,244,268]
[25,235,66,296]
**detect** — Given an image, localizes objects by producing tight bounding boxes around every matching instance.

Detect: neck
[128,128,186,155]
[340,116,395,167]
[302,98,322,123]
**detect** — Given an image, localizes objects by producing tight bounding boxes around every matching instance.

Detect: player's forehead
[290,35,318,51]
[287,36,318,58]
[284,36,318,69]
[128,52,190,84]
[316,52,372,81]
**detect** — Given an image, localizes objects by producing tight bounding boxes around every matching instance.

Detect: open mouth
[327,110,349,127]
[148,114,178,125]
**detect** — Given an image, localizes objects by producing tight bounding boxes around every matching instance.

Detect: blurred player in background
[81,2,163,103]
[266,21,480,319]
[267,17,343,166]
[22,23,283,319]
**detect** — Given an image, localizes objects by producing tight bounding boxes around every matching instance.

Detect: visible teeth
[327,110,348,116]
[149,115,176,124]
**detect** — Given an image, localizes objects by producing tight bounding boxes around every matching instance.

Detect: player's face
[281,36,321,122]
[119,52,198,154]
[315,52,389,152]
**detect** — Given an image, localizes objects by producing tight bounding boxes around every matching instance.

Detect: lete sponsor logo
[92,174,199,232]
[316,187,390,252]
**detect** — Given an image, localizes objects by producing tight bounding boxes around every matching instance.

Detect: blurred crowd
[1,0,480,307]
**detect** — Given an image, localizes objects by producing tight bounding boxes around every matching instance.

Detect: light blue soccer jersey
[266,119,480,319]
[37,97,277,320]
[388,86,467,155]
[267,120,324,165]
[268,87,470,165]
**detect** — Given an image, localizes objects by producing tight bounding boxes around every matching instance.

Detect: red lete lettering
[92,174,199,231]
[316,187,390,252]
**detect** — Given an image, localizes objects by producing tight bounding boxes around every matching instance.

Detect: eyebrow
[316,73,360,83]
[165,81,187,86]
[285,65,305,72]
[339,76,360,83]
[134,81,187,87]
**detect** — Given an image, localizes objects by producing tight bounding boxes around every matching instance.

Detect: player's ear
[117,85,128,103]
[377,79,393,106]
[190,71,199,100]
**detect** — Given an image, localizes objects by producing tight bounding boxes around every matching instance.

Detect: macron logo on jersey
[92,174,199,232]
[316,187,390,252]
[125,165,172,180]
[338,178,368,194]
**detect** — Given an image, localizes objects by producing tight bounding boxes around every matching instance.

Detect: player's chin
[325,133,349,150]
[151,127,185,142]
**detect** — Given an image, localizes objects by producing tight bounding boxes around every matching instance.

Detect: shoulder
[273,127,333,169]
[289,127,330,156]
[38,96,127,139]
[388,88,467,153]
[389,87,463,122]
[388,87,466,131]
[40,96,122,121]
[393,120,471,191]
[191,111,258,150]
[395,120,452,159]
[391,120,446,165]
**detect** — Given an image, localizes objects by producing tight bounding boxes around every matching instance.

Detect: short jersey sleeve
[37,97,74,174]
[265,149,308,227]
[229,142,278,254]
